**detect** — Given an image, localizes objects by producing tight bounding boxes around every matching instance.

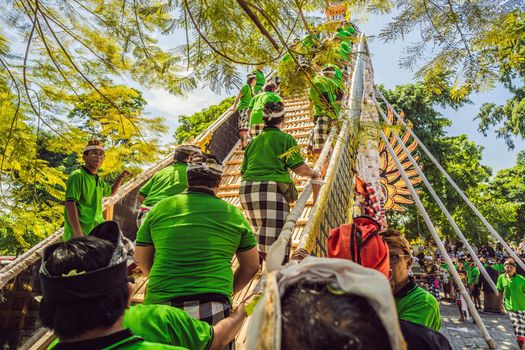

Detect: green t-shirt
[138,163,188,208]
[136,190,257,305]
[124,304,212,350]
[396,285,442,332]
[247,92,282,127]
[63,167,111,241]
[468,267,480,284]
[241,127,304,184]
[496,274,525,311]
[48,330,186,349]
[309,75,340,119]
[252,69,265,94]
[238,84,253,111]
[494,263,505,274]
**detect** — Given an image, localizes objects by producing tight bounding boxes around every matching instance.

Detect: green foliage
[175,96,235,143]
[0,80,167,254]
[67,85,167,177]
[374,3,525,148]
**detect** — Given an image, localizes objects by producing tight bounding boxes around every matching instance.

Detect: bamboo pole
[380,129,496,349]
[375,89,525,272]
[373,97,498,293]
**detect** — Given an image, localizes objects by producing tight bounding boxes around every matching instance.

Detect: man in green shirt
[135,154,259,326]
[63,140,130,241]
[251,65,266,94]
[247,82,282,138]
[233,74,256,148]
[383,230,442,332]
[467,261,482,309]
[42,222,252,350]
[136,144,201,227]
[497,258,525,348]
[308,67,341,156]
[39,224,184,350]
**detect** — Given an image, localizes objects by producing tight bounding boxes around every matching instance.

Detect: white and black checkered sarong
[238,109,250,132]
[308,115,332,153]
[170,300,231,325]
[239,181,290,257]
[249,123,265,138]
[508,310,525,341]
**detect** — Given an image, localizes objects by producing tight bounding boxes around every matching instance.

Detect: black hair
[247,76,256,84]
[39,237,129,339]
[174,148,195,162]
[187,153,222,188]
[264,83,277,92]
[263,101,285,127]
[281,283,391,350]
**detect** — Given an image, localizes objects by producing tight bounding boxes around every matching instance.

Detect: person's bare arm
[210,303,248,350]
[134,245,155,276]
[233,91,242,111]
[291,163,320,179]
[65,201,83,238]
[137,194,145,205]
[233,247,259,294]
[111,170,131,196]
[498,292,504,312]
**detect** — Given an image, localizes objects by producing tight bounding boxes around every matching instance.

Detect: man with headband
[63,139,130,241]
[136,144,201,227]
[135,154,259,329]
[40,221,253,350]
[382,229,441,332]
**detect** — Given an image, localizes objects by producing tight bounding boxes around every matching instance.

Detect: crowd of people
[40,20,525,350]
[413,239,525,347]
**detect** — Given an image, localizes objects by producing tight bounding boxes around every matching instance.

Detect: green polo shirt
[468,266,480,284]
[138,163,188,208]
[252,69,265,94]
[396,283,442,332]
[241,127,304,184]
[124,304,212,349]
[48,329,186,349]
[309,75,340,119]
[63,167,111,241]
[237,84,253,111]
[136,189,257,305]
[497,274,525,311]
[247,92,282,127]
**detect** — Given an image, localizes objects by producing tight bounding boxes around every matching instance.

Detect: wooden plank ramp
[30,95,315,350]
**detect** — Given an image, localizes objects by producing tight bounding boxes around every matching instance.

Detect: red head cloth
[327,216,390,279]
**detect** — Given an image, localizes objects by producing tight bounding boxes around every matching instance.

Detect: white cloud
[143,86,230,144]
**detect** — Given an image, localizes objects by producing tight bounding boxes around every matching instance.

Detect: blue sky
[142,12,524,174]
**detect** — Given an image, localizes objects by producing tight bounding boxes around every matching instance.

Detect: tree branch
[235,0,280,51]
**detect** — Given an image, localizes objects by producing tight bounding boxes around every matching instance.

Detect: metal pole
[375,89,525,272]
[380,129,496,349]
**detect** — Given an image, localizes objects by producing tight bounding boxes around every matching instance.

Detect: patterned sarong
[238,109,250,132]
[508,310,525,342]
[170,299,231,325]
[249,123,265,138]
[171,300,234,349]
[239,181,290,259]
[136,207,151,228]
[308,115,331,153]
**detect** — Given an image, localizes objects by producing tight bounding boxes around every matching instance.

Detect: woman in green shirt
[497,258,525,348]
[240,101,320,264]
[233,74,256,149]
